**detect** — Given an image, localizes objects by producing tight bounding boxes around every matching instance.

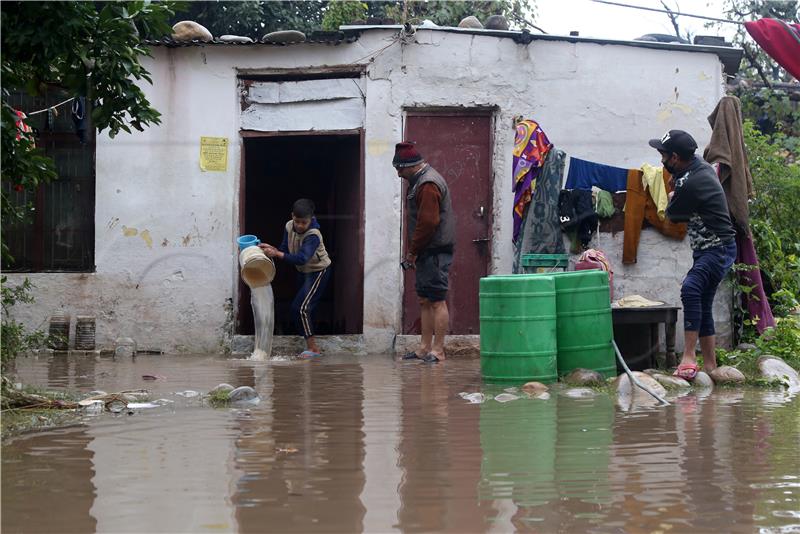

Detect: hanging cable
[591,0,745,26]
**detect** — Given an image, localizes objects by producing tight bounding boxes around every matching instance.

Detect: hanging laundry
[559,189,597,249]
[704,95,754,233]
[744,18,800,80]
[622,168,686,264]
[513,149,566,272]
[594,189,616,218]
[564,157,628,193]
[72,96,89,144]
[640,163,669,220]
[513,119,552,242]
[736,229,775,334]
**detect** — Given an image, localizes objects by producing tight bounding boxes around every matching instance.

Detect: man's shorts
[415,248,453,302]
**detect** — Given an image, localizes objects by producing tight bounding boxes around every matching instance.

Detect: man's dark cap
[393,142,424,168]
[648,129,698,156]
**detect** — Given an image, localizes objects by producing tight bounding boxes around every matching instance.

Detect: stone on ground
[458,16,483,29]
[757,355,800,389]
[650,373,692,389]
[219,35,253,43]
[710,365,746,385]
[615,372,667,410]
[693,371,714,388]
[521,381,548,394]
[484,14,509,30]
[262,30,306,44]
[172,21,213,42]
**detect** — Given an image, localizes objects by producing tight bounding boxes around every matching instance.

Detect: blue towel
[565,157,628,192]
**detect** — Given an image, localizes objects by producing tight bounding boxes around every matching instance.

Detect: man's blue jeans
[681,242,737,336]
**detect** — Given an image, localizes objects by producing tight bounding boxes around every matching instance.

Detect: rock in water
[484,15,509,30]
[458,16,483,29]
[262,30,306,44]
[710,366,745,385]
[494,393,519,403]
[172,21,213,42]
[693,371,714,388]
[615,372,667,410]
[563,368,604,386]
[521,381,549,394]
[757,355,800,389]
[651,373,692,389]
[229,386,259,403]
[562,387,597,398]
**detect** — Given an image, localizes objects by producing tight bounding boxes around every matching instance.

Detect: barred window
[3,88,95,272]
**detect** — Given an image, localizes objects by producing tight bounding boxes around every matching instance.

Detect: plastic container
[48,311,70,350]
[237,234,260,251]
[239,246,275,288]
[552,270,616,378]
[74,315,96,351]
[521,253,569,273]
[479,275,558,383]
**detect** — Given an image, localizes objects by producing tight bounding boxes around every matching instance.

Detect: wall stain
[162,238,169,247]
[182,234,192,246]
[107,217,119,229]
[122,226,138,237]
[140,229,153,248]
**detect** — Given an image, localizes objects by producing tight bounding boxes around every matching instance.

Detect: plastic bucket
[239,246,275,288]
[552,270,616,378]
[479,275,558,383]
[237,234,260,250]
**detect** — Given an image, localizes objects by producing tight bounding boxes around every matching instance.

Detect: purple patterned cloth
[736,229,775,334]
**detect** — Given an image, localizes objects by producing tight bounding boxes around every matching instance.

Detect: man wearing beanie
[649,129,737,381]
[394,142,455,363]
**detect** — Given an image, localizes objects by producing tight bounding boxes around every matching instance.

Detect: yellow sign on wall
[199,137,228,172]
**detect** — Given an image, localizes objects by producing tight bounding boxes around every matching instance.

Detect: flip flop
[402,351,420,360]
[421,353,440,363]
[673,362,700,380]
[299,350,322,359]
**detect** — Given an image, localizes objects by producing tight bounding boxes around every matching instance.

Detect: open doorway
[238,132,364,337]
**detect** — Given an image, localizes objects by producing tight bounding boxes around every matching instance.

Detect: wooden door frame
[236,129,365,335]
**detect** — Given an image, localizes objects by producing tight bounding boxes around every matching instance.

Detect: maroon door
[403,111,493,334]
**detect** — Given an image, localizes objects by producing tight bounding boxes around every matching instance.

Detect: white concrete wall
[5,29,729,352]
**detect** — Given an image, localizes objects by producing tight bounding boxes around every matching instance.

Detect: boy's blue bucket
[237,234,260,250]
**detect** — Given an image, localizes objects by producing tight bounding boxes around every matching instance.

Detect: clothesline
[25,96,74,116]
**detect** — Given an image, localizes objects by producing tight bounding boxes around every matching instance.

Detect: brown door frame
[236,129,366,335]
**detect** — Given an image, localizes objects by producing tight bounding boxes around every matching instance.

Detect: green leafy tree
[169,1,327,38]
[322,1,368,30]
[1,0,179,264]
[366,0,536,28]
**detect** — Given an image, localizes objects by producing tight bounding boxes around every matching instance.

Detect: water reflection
[1,355,798,533]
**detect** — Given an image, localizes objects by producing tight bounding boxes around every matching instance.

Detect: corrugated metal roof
[144,30,360,47]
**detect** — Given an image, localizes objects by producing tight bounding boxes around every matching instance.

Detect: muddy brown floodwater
[2,353,799,533]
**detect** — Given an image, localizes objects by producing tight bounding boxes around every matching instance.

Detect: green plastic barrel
[552,270,616,378]
[479,275,558,383]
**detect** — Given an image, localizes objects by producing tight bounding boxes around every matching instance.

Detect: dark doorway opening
[238,133,364,336]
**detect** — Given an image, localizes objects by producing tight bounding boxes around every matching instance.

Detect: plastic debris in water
[106,400,127,413]
[175,390,200,398]
[494,393,519,403]
[458,392,486,404]
[503,387,519,393]
[78,399,105,413]
[229,386,260,404]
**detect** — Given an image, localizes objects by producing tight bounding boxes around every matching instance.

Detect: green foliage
[322,1,368,30]
[1,276,49,370]
[742,120,800,321]
[717,316,800,379]
[170,1,327,37]
[1,1,178,264]
[373,0,535,27]
[735,87,800,163]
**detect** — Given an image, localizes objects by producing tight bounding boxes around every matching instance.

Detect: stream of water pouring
[250,285,274,360]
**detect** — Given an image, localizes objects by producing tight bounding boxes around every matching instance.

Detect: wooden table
[612,305,681,369]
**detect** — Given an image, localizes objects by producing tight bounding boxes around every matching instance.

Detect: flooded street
[2,354,799,533]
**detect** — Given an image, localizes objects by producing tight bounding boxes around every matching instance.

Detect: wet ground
[2,353,799,533]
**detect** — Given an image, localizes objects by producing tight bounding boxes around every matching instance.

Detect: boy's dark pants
[292,267,331,338]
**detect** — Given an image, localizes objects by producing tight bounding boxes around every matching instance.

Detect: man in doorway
[394,142,455,363]
[649,130,737,380]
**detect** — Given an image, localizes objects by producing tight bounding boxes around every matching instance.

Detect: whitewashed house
[6,25,742,355]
